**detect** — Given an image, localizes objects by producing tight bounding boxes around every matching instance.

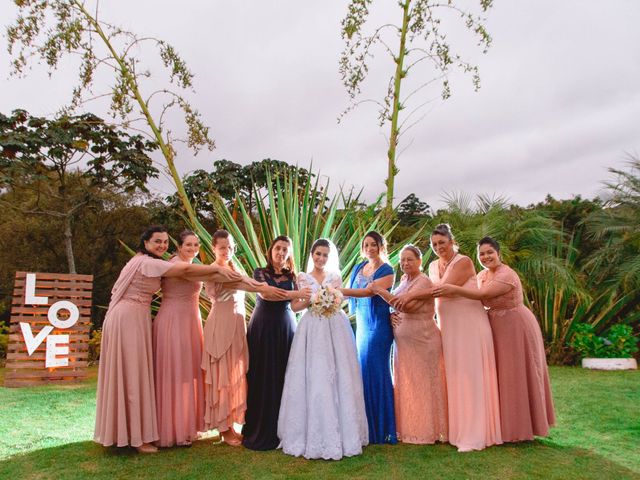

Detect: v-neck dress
[429,255,502,451]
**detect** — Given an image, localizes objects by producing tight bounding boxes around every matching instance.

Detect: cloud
[1,0,638,210]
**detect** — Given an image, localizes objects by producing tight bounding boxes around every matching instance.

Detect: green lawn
[0,366,638,479]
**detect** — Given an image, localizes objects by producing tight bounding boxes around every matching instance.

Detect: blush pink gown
[392,273,448,444]
[201,278,256,432]
[429,255,502,451]
[478,265,555,441]
[153,257,205,447]
[94,254,172,447]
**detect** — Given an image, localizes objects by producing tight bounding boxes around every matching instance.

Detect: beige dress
[94,254,172,447]
[429,255,502,451]
[201,278,257,432]
[392,274,448,444]
[478,265,555,441]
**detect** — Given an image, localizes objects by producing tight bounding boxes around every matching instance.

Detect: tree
[0,185,162,328]
[340,0,493,211]
[585,157,640,293]
[6,0,214,226]
[397,193,430,225]
[166,159,315,219]
[0,109,158,273]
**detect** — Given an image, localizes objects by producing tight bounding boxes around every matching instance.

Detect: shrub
[0,323,8,363]
[88,329,102,365]
[568,323,638,359]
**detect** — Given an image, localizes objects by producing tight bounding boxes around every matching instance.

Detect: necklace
[364,260,382,277]
[438,253,457,277]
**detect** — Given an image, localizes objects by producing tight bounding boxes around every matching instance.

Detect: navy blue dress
[242,268,297,450]
[348,261,397,444]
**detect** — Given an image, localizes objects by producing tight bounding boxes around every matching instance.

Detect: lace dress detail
[392,274,448,444]
[242,268,297,451]
[278,272,368,459]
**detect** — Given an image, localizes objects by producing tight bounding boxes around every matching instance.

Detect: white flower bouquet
[309,286,344,318]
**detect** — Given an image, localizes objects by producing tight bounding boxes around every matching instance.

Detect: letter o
[48,301,80,329]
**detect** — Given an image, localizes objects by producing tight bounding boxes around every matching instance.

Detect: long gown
[478,264,555,441]
[392,273,448,444]
[94,254,172,447]
[348,261,397,445]
[242,268,297,450]
[152,256,205,447]
[428,255,502,452]
[201,276,260,433]
[278,272,369,460]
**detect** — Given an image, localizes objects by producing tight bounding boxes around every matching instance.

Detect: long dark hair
[212,229,237,271]
[361,230,388,262]
[137,225,168,259]
[266,235,296,275]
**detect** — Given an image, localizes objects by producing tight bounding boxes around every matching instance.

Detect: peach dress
[392,273,448,444]
[429,255,502,451]
[201,278,257,432]
[94,254,172,447]
[153,257,205,447]
[478,265,555,441]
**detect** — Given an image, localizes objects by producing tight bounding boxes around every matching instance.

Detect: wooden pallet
[4,271,93,388]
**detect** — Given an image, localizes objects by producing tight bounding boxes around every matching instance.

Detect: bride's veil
[306,239,340,275]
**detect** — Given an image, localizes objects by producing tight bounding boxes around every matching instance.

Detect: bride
[277,238,369,460]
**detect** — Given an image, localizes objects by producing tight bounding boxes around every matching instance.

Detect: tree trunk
[63,214,77,274]
[385,0,411,213]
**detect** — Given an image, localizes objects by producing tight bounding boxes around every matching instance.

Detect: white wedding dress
[277,271,369,460]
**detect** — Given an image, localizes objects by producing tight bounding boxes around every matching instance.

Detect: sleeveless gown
[478,264,555,441]
[153,257,205,447]
[429,255,502,452]
[348,261,397,444]
[242,268,297,450]
[392,273,448,444]
[278,272,369,459]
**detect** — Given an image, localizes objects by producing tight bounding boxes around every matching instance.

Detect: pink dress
[429,255,502,451]
[478,265,555,441]
[392,274,448,444]
[153,257,205,447]
[201,278,255,432]
[94,254,172,447]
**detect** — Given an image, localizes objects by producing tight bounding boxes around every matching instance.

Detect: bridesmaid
[202,230,285,446]
[433,236,555,442]
[242,235,311,450]
[341,231,397,445]
[394,224,502,452]
[94,225,241,453]
[153,230,205,448]
[372,244,448,444]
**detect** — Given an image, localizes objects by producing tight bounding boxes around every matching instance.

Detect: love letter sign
[5,271,93,387]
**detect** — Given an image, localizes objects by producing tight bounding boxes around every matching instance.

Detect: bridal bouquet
[309,286,344,318]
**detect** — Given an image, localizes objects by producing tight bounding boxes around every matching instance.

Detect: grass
[0,367,638,479]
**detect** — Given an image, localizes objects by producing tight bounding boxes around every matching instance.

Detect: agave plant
[180,166,426,315]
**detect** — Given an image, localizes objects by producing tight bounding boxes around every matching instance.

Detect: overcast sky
[1,1,639,210]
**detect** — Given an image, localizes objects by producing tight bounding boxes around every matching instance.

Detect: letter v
[20,323,54,355]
